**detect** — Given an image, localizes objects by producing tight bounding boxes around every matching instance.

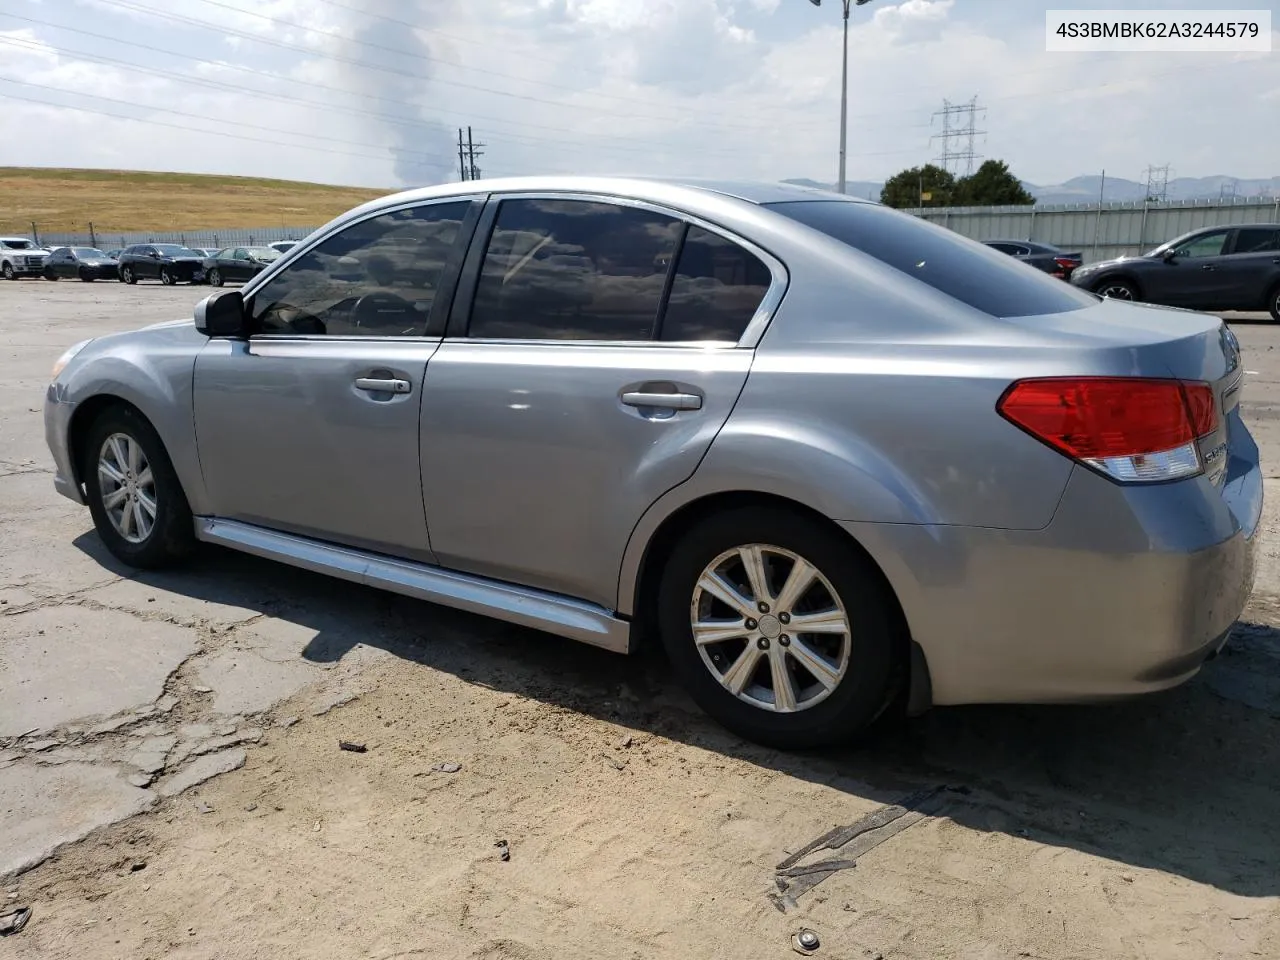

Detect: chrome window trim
[452,189,790,350]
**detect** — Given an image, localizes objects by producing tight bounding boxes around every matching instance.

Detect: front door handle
[1201,264,1217,271]
[355,377,411,394]
[621,391,702,411]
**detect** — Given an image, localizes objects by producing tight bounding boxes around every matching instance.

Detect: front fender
[57,325,209,513]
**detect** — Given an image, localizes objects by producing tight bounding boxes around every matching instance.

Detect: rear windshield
[765,200,1095,318]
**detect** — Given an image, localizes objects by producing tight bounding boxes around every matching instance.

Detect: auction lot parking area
[3,281,1280,960]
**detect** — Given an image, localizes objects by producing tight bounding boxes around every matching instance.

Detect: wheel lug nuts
[745,618,757,630]
[757,637,770,650]
[779,635,790,646]
[758,602,770,613]
[779,613,790,624]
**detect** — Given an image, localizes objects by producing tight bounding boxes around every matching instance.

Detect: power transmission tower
[1218,178,1239,202]
[457,127,486,182]
[1142,164,1171,202]
[931,97,986,176]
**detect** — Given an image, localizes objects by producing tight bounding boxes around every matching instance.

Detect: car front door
[228,248,252,281]
[1216,226,1280,310]
[1149,229,1232,307]
[192,197,480,559]
[419,195,782,609]
[47,248,71,278]
[135,246,160,280]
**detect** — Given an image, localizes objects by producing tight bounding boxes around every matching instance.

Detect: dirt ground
[3,281,1279,960]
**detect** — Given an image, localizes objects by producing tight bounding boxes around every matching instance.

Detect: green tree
[954,160,1035,206]
[879,164,955,209]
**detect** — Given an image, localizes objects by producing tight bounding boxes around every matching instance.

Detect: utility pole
[467,126,484,181]
[458,127,485,182]
[458,128,468,182]
[1092,169,1106,260]
[807,0,875,195]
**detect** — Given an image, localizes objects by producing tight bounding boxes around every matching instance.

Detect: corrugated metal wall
[918,197,1280,263]
[31,226,322,251]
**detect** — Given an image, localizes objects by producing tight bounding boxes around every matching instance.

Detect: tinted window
[659,226,772,342]
[1175,231,1228,258]
[766,200,1094,317]
[468,199,681,341]
[251,201,470,337]
[1234,227,1280,254]
[73,248,104,258]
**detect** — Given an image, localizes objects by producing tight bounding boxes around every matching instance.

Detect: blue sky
[0,0,1276,190]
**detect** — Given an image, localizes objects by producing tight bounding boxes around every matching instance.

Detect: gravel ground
[2,279,1279,960]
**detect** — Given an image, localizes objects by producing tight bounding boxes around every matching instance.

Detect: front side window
[251,201,471,337]
[659,226,772,342]
[1233,227,1280,254]
[1175,231,1228,259]
[468,198,682,341]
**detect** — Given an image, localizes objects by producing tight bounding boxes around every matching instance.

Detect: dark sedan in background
[202,246,280,286]
[42,247,119,282]
[1070,223,1280,320]
[117,244,206,285]
[983,240,1082,280]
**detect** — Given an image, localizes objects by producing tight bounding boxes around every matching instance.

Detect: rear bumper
[844,417,1262,706]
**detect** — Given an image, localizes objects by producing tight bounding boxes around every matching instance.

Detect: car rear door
[418,194,783,609]
[192,197,481,560]
[1215,226,1280,310]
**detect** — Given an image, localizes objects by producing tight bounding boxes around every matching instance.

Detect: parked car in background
[44,177,1260,749]
[202,246,281,286]
[187,248,217,259]
[104,249,123,261]
[116,244,206,285]
[1,236,51,280]
[42,247,119,282]
[1071,224,1280,320]
[983,239,1082,280]
[268,240,298,254]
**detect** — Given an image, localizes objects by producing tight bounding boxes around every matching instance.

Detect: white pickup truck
[1,237,52,280]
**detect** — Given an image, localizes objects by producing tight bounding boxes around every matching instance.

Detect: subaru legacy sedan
[44,177,1261,749]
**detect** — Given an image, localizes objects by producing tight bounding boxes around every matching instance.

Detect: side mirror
[1161,248,1178,262]
[194,290,248,337]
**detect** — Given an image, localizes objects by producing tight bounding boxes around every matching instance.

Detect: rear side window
[659,226,772,342]
[1234,227,1280,254]
[468,199,682,341]
[766,200,1095,318]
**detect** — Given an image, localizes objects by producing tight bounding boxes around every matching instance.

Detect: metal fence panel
[921,198,1280,263]
[31,225,324,251]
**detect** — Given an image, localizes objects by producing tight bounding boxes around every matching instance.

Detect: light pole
[808,0,874,194]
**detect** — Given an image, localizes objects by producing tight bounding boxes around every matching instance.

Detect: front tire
[657,506,900,749]
[82,405,195,569]
[1095,278,1139,302]
[78,267,94,282]
[1268,283,1280,323]
[1,262,15,281]
[208,268,223,287]
[44,269,59,281]
[121,266,136,284]
[160,267,174,285]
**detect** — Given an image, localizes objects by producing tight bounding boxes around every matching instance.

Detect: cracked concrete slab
[156,748,246,798]
[191,647,328,716]
[81,575,263,629]
[0,762,155,879]
[0,605,198,738]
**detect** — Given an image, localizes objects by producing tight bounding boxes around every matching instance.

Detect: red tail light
[1054,257,1080,271]
[997,377,1218,482]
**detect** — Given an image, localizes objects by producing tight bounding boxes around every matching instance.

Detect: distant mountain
[782,175,1280,205]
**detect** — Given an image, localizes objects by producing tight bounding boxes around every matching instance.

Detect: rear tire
[657,506,900,750]
[208,268,223,287]
[1095,278,1139,302]
[1268,283,1280,323]
[82,405,195,569]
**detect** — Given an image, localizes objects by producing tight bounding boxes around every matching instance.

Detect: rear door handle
[355,377,411,394]
[621,391,702,411]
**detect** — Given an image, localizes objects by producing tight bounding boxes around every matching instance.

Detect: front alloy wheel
[208,268,223,287]
[692,545,850,713]
[160,267,174,285]
[121,266,135,284]
[1097,280,1137,301]
[1,262,14,280]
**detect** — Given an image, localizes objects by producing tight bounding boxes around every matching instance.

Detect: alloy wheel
[97,433,157,544]
[690,543,851,713]
[160,268,174,285]
[1099,283,1135,300]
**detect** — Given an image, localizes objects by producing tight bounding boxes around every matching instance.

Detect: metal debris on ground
[792,928,820,954]
[770,785,963,912]
[0,906,32,936]
[338,741,367,753]
[495,839,510,862]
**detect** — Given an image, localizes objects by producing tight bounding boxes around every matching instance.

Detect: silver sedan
[44,177,1262,748]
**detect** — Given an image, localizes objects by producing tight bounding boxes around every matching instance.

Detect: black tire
[208,268,223,287]
[121,266,136,284]
[82,405,195,569]
[1,262,15,281]
[1094,277,1139,302]
[657,506,900,750]
[78,267,94,283]
[1268,283,1280,323]
[160,267,174,285]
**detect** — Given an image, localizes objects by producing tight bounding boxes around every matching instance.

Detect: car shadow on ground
[75,533,1280,898]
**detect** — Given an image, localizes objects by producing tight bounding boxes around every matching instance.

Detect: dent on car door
[191,198,480,559]
[419,195,780,609]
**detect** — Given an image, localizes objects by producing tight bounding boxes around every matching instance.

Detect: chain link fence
[24,225,323,251]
